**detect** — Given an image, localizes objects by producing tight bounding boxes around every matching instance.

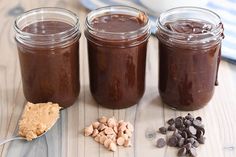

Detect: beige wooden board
[0,0,236,156]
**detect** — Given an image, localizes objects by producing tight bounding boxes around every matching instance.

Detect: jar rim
[14,7,80,38]
[156,7,223,44]
[85,5,150,40]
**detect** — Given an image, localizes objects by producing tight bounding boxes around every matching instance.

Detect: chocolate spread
[16,21,80,108]
[157,20,223,110]
[85,13,150,109]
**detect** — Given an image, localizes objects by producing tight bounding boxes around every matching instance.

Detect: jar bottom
[91,92,144,109]
[163,101,208,111]
[159,90,214,111]
[24,90,79,108]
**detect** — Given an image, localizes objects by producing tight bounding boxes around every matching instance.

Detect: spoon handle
[0,136,25,145]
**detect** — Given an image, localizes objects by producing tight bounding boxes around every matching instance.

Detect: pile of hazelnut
[84,116,134,152]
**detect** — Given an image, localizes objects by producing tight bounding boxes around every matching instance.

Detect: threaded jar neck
[14,7,80,48]
[156,7,224,49]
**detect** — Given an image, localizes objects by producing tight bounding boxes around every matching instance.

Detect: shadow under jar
[14,8,81,108]
[85,6,151,109]
[156,7,224,111]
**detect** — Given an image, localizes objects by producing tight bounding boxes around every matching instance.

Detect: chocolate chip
[184,119,192,126]
[188,126,197,135]
[196,116,202,121]
[178,138,185,147]
[185,113,194,121]
[177,130,183,134]
[197,135,206,144]
[173,131,182,139]
[168,136,178,147]
[177,147,187,156]
[181,131,188,139]
[193,120,202,128]
[168,125,176,131]
[190,135,197,140]
[155,113,206,157]
[196,130,203,138]
[167,118,175,125]
[156,138,166,148]
[193,140,200,148]
[175,133,183,139]
[159,127,167,134]
[198,127,205,135]
[178,126,185,132]
[185,143,192,150]
[175,118,183,128]
[177,116,184,120]
[189,147,197,157]
[186,138,195,145]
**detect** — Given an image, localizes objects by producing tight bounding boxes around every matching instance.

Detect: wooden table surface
[0,0,236,156]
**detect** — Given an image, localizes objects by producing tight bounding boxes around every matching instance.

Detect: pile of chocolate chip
[156,113,206,157]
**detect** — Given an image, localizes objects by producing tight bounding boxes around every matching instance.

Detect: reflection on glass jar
[85,6,150,109]
[156,7,224,111]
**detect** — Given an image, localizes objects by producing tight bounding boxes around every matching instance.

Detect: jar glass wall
[156,7,224,111]
[85,6,150,109]
[14,7,81,108]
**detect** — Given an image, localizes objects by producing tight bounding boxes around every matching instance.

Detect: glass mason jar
[85,6,151,109]
[14,7,81,108]
[156,7,224,111]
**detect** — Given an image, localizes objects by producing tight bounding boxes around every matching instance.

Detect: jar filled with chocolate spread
[85,6,150,109]
[14,8,81,108]
[156,7,224,111]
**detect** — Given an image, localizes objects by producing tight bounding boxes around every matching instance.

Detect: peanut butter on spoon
[18,102,61,141]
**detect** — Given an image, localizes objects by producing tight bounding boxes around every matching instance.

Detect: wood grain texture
[0,0,236,156]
